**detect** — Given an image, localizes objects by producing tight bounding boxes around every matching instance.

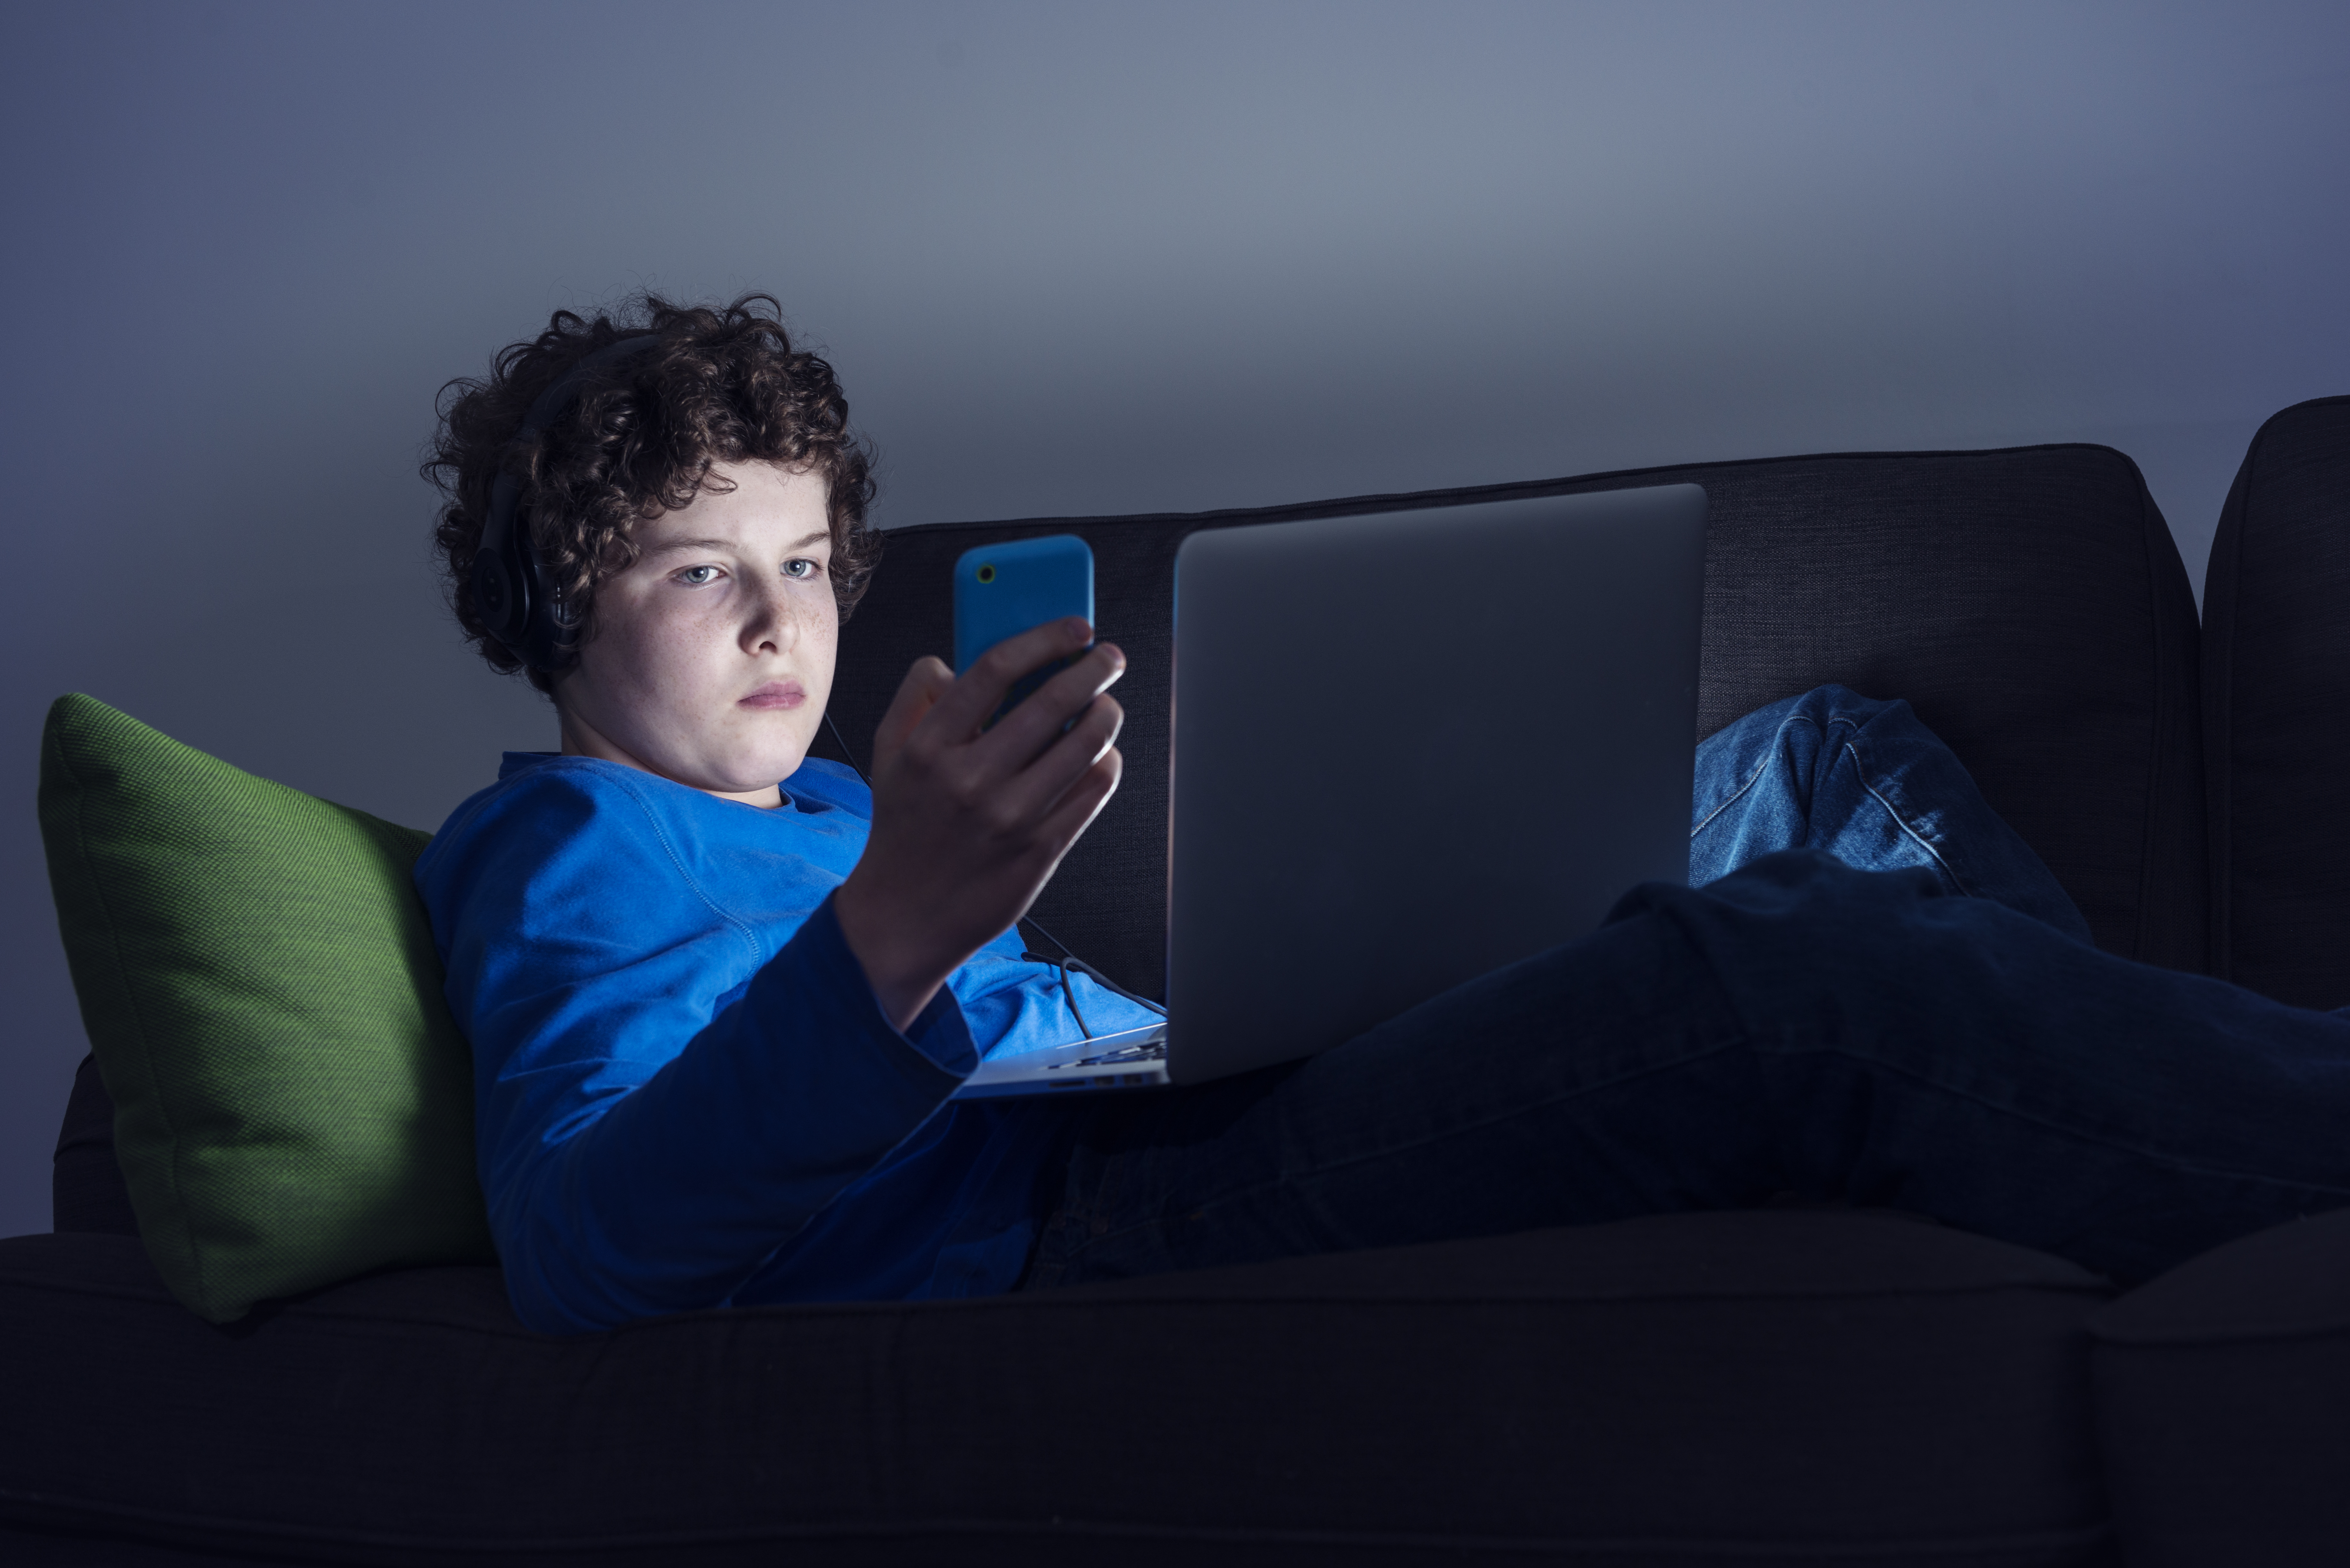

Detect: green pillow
[37,693,495,1323]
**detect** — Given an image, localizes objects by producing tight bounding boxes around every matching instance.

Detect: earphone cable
[1018,917,1170,1019]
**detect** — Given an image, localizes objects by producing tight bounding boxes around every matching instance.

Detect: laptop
[953,482,1708,1098]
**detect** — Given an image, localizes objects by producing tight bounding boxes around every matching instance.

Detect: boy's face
[552,460,838,809]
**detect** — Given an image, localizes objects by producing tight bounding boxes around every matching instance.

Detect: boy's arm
[501,896,976,1331]
[428,769,976,1333]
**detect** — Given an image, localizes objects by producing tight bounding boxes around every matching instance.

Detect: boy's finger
[928,618,1097,737]
[1034,749,1123,862]
[976,640,1127,765]
[999,692,1125,823]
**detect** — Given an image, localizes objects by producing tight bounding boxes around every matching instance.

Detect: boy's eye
[675,565,722,587]
[783,558,823,580]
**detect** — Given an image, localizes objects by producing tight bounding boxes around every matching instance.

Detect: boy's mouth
[739,681,807,711]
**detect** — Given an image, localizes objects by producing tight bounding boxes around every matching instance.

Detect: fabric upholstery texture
[0,1217,2116,1566]
[2090,1208,2350,1567]
[2199,395,2350,1007]
[36,693,494,1323]
[823,445,2205,998]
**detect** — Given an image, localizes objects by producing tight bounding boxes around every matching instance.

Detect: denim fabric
[1690,685,2092,943]
[1027,686,2350,1290]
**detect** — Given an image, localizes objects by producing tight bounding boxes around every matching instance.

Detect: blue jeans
[1023,686,2350,1288]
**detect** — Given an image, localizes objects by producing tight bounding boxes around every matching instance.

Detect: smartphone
[952,534,1096,729]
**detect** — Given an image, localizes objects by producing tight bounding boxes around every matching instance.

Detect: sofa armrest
[53,1053,138,1238]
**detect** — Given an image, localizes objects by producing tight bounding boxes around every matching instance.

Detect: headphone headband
[471,332,663,672]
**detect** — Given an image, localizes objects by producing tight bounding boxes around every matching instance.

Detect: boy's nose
[741,587,799,652]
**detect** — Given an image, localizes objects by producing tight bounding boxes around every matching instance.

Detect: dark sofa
[7,396,2347,1566]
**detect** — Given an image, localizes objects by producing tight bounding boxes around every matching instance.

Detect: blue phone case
[952,534,1095,727]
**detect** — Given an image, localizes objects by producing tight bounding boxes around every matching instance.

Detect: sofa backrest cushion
[822,446,2206,1000]
[2201,395,2350,1007]
[37,693,495,1322]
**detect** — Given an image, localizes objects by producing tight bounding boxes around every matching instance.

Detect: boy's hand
[833,618,1125,1031]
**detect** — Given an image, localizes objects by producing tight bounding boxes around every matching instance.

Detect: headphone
[471,332,664,671]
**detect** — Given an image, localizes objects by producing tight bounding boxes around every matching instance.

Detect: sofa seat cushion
[2089,1207,2350,1567]
[3,1212,2114,1566]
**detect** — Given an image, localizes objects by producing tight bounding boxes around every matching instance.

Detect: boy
[420,294,2350,1333]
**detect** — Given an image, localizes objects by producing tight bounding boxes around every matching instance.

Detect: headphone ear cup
[480,332,659,674]
[520,536,564,671]
[471,524,533,662]
[471,549,510,629]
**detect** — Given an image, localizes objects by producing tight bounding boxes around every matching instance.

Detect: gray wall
[3,0,2345,1239]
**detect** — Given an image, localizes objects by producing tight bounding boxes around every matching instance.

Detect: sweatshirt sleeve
[420,765,976,1334]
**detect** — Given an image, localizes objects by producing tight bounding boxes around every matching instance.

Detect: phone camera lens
[976,564,996,584]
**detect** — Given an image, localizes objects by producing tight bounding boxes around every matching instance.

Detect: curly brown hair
[426,292,881,691]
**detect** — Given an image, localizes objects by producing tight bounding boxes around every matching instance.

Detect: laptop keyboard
[1065,1039,1168,1067]
[1038,1035,1170,1088]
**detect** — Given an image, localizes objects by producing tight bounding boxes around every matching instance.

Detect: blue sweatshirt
[413,751,1157,1333]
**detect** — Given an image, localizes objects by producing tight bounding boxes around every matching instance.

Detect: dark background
[3,1,2345,1238]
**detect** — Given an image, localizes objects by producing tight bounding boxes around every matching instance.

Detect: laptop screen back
[1165,483,1707,1084]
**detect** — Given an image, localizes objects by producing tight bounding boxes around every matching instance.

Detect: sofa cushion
[2089,1207,2350,1567]
[0,1214,2115,1566]
[829,445,2204,998]
[35,694,494,1324]
[2199,395,2350,1008]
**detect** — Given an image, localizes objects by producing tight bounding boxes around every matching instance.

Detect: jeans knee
[1699,686,1898,777]
[1785,683,1901,733]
